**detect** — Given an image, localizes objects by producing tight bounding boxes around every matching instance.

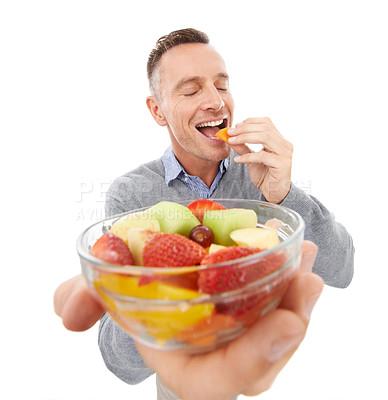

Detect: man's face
[156,43,234,163]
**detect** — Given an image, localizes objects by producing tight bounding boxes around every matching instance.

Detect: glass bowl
[77,199,305,354]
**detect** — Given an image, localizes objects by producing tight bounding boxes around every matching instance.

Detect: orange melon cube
[216,127,230,142]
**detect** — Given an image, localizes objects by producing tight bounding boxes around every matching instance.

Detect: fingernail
[234,156,241,162]
[228,136,237,142]
[228,127,235,134]
[305,293,320,321]
[268,334,304,363]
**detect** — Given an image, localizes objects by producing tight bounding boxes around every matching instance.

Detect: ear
[146,96,168,126]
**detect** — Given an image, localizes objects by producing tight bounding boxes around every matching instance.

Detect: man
[54,28,353,399]
[104,28,353,286]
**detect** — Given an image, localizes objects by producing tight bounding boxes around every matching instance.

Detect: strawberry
[90,232,134,265]
[199,247,286,316]
[187,199,227,224]
[216,286,284,318]
[198,246,285,319]
[254,252,286,278]
[200,246,262,266]
[142,232,207,268]
[199,247,286,293]
[198,247,263,294]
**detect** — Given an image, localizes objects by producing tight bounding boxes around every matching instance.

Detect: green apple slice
[149,201,200,237]
[203,208,257,246]
[230,227,280,249]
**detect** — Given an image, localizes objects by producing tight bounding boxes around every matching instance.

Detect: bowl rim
[76,198,305,275]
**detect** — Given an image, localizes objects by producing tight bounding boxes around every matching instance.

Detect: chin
[205,146,231,163]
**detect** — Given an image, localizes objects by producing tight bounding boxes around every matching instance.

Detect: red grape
[189,225,215,248]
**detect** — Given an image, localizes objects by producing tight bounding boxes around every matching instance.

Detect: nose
[201,85,225,112]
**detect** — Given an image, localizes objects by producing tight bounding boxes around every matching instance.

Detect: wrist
[263,182,291,204]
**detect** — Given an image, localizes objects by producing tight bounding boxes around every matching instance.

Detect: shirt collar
[161,146,230,185]
[161,147,184,185]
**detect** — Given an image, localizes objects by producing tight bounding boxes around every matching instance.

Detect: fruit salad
[88,199,293,349]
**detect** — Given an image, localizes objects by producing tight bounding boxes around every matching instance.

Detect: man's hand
[54,242,324,400]
[227,117,293,204]
[54,275,104,331]
[136,241,324,400]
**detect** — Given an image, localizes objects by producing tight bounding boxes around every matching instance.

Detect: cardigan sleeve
[280,184,354,288]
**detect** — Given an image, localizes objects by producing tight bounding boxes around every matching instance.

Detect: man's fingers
[233,149,283,169]
[237,270,323,395]
[300,240,318,273]
[135,256,324,399]
[280,240,321,322]
[227,309,306,395]
[279,272,324,325]
[59,281,105,331]
[54,275,84,317]
[229,142,253,157]
[241,333,301,396]
[231,117,284,138]
[228,130,285,154]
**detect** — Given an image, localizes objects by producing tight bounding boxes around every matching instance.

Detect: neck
[172,147,220,188]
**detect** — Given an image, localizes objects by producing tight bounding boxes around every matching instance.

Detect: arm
[228,118,354,288]
[280,184,354,288]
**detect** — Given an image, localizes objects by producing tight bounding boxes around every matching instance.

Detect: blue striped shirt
[161,146,230,199]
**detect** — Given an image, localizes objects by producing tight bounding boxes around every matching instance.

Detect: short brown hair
[147,28,209,98]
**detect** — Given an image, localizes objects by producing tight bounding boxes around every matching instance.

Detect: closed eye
[184,91,198,97]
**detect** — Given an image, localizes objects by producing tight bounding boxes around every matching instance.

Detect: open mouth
[195,118,228,139]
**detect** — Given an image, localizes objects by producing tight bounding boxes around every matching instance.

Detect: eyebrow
[173,73,229,92]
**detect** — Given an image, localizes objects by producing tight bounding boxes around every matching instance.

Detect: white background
[1,1,387,399]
